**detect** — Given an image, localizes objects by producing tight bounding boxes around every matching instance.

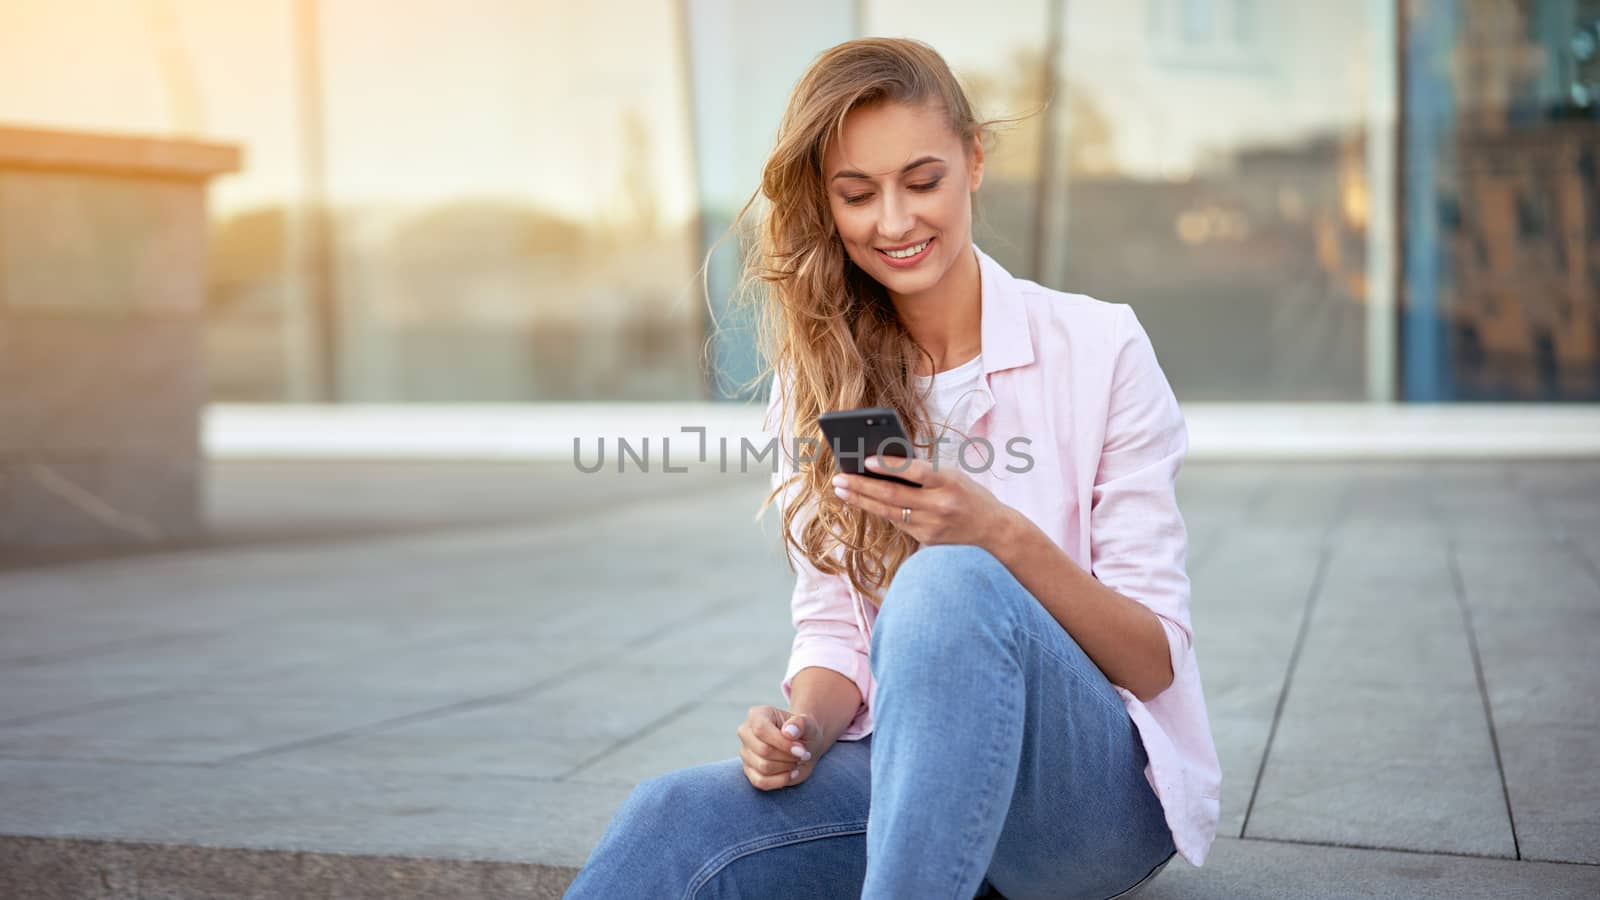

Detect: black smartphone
[817,406,923,488]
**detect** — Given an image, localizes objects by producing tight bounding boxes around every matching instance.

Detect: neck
[891,242,982,376]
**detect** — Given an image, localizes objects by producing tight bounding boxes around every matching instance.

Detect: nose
[877,189,915,243]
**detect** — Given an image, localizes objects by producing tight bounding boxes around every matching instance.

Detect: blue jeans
[563,544,1177,899]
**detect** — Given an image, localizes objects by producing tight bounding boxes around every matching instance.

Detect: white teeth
[883,240,929,259]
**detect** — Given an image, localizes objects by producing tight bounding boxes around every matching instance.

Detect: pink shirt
[762,243,1222,867]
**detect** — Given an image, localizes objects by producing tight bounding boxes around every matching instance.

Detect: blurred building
[0,0,1595,405]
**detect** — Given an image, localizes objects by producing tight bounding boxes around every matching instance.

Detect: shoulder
[1009,276,1144,362]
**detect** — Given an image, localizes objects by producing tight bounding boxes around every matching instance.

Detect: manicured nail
[790,769,800,780]
[865,456,880,468]
[791,744,811,760]
[783,724,800,738]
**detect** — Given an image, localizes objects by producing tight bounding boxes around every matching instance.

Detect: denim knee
[588,769,721,885]
[612,773,674,831]
[874,544,1025,649]
[887,544,1004,597]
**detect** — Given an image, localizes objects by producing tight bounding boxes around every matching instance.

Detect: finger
[744,764,789,791]
[781,713,820,744]
[835,472,914,512]
[865,454,940,486]
[755,714,811,761]
[741,744,793,777]
[741,726,790,764]
[838,483,912,528]
[744,709,795,754]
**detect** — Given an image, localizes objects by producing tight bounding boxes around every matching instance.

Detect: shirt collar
[973,242,1036,376]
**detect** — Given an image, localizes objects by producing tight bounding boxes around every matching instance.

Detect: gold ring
[902,506,911,524]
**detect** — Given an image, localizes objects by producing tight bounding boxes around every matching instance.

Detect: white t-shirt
[909,352,985,466]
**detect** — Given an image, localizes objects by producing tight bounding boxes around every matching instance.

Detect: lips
[878,238,931,253]
[875,236,936,267]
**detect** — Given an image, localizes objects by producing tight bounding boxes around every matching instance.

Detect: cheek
[834,212,876,254]
[932,191,969,226]
[833,207,869,239]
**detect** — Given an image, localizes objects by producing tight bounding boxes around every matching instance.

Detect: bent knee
[887,544,1003,596]
[621,759,742,824]
[882,544,1018,615]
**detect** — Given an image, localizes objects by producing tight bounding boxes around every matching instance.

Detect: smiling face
[822,100,983,299]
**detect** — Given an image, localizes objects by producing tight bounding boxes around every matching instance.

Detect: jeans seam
[951,655,1019,899]
[970,549,1126,723]
[1099,848,1176,900]
[684,821,868,900]
[1019,627,1128,721]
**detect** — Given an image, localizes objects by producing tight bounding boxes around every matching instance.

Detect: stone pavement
[1,459,1597,898]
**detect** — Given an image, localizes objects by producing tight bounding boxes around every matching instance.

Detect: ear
[969,134,985,191]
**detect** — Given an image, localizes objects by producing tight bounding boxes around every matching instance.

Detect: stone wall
[0,126,239,553]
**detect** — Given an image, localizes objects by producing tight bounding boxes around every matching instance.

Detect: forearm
[985,509,1174,701]
[787,665,865,752]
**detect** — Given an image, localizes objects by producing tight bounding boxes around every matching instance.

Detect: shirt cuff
[780,638,874,739]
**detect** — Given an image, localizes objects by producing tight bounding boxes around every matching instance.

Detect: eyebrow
[830,155,945,182]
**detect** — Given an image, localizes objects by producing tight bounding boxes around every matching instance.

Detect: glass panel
[317,0,701,401]
[0,0,705,402]
[1048,1,1380,401]
[686,0,856,401]
[1403,0,1600,401]
[0,0,303,401]
[862,0,1054,280]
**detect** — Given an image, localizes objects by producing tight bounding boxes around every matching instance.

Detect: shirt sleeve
[1089,304,1193,696]
[764,371,874,738]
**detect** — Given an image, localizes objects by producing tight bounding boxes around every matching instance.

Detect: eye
[911,178,942,192]
[843,193,872,206]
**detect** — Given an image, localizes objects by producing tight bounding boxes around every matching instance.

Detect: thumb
[781,712,817,742]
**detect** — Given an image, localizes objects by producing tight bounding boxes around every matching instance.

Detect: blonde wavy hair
[702,37,1031,606]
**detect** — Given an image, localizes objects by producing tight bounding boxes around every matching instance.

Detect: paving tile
[1267,682,1493,767]
[0,758,629,869]
[700,653,790,708]
[198,631,612,703]
[0,690,452,764]
[624,598,792,669]
[564,699,752,786]
[1247,756,1515,858]
[1470,607,1600,864]
[1139,835,1600,899]
[0,618,486,700]
[1473,608,1600,727]
[1202,678,1282,838]
[1291,615,1476,691]
[239,661,751,778]
[1186,531,1321,838]
[1455,545,1600,613]
[1255,561,1510,856]
[0,685,171,729]
[1495,719,1600,864]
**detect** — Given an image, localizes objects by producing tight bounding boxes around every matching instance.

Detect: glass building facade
[1,0,1595,404]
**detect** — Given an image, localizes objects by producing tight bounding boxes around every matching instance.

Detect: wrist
[983,506,1029,564]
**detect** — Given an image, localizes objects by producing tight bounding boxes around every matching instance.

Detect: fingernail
[865,456,880,468]
[783,724,799,738]
[832,474,848,488]
[791,744,811,760]
[790,769,800,780]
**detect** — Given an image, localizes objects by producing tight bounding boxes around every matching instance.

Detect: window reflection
[1405,0,1600,401]
[1051,2,1374,401]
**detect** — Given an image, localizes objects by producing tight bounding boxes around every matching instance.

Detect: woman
[564,37,1220,900]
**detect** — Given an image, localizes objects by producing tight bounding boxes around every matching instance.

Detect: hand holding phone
[816,406,922,488]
